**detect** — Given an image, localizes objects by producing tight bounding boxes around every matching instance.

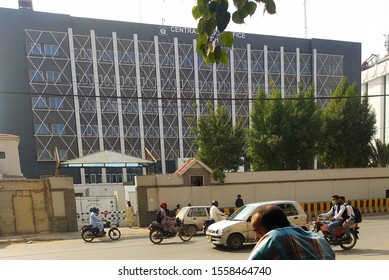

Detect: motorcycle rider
[339,195,355,242]
[318,195,347,245]
[159,202,176,236]
[210,200,226,222]
[90,207,105,236]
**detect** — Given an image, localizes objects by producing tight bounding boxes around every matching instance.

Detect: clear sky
[1,0,388,62]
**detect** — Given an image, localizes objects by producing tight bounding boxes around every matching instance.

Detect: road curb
[0,227,149,244]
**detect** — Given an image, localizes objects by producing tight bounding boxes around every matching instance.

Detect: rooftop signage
[159,25,246,40]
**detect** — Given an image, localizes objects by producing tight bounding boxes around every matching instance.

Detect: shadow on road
[335,248,389,257]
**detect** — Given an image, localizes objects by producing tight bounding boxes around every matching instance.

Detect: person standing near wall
[235,194,244,208]
[173,204,181,215]
[125,201,135,228]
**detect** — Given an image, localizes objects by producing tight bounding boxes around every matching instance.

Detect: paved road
[0,214,388,260]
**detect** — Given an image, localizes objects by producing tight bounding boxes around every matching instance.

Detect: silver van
[206,200,308,250]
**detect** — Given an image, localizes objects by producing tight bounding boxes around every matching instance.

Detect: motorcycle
[202,215,228,234]
[81,221,121,242]
[312,217,359,250]
[148,217,193,244]
[202,218,215,234]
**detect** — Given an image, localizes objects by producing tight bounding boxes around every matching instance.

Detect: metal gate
[75,196,119,227]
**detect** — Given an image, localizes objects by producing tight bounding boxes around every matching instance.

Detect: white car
[176,206,211,235]
[206,200,308,250]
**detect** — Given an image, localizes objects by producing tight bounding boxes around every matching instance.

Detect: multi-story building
[0,7,361,184]
[362,54,389,143]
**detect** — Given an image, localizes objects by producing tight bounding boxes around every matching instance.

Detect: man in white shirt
[319,195,346,244]
[210,200,226,222]
[340,196,355,242]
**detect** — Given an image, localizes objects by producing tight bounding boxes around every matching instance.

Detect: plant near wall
[369,139,389,167]
[246,84,321,171]
[318,78,376,168]
[192,102,246,182]
[192,0,276,64]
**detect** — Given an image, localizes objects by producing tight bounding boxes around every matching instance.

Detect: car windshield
[227,205,256,221]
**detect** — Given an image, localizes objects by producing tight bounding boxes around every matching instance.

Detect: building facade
[362,55,389,143]
[0,8,361,183]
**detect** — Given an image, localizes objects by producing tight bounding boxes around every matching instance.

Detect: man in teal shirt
[248,205,335,260]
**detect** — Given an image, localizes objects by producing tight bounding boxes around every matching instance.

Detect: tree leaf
[197,0,209,14]
[245,1,257,16]
[192,6,201,20]
[208,1,217,13]
[214,45,222,63]
[221,50,229,65]
[216,10,230,33]
[205,17,217,36]
[232,11,245,24]
[238,6,249,19]
[217,0,229,13]
[208,52,216,64]
[197,18,206,34]
[264,0,276,14]
[221,31,234,48]
[233,0,247,10]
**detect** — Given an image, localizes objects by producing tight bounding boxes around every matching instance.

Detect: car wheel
[227,234,243,250]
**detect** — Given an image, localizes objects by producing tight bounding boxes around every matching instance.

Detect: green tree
[192,102,246,182]
[247,87,285,171]
[282,86,322,169]
[369,139,389,167]
[192,0,276,64]
[247,85,321,171]
[318,78,376,168]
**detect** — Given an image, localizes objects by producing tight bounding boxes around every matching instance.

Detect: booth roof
[60,150,155,168]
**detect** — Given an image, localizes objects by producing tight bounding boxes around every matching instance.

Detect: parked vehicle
[175,206,211,235]
[206,200,308,250]
[81,221,121,242]
[312,217,359,250]
[148,217,193,244]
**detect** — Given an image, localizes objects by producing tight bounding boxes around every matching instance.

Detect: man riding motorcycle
[89,207,105,236]
[318,195,347,245]
[339,196,355,242]
[158,202,176,236]
[210,200,226,222]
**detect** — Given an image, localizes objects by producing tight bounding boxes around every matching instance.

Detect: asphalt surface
[0,227,149,244]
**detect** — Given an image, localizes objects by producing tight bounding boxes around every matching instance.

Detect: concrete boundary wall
[221,198,389,219]
[0,177,78,234]
[135,167,389,227]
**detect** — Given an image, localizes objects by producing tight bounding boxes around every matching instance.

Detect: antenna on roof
[385,34,389,55]
[138,0,142,22]
[304,0,308,38]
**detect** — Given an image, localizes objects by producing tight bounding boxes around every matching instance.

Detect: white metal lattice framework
[26,29,77,161]
[25,29,344,176]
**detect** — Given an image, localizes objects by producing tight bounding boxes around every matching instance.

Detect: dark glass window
[190,176,204,186]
